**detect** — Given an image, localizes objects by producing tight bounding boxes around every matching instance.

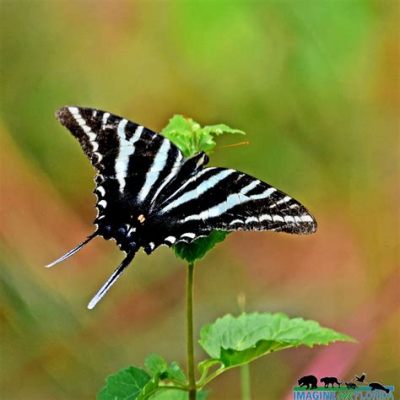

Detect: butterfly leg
[87,250,136,309]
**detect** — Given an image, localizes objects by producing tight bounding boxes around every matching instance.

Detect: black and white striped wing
[56,106,185,226]
[152,167,317,246]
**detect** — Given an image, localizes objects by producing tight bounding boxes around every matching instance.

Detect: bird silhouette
[356,373,367,383]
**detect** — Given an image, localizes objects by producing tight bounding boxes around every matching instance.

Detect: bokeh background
[1,1,399,399]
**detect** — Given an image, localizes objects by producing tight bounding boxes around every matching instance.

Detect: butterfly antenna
[45,232,98,268]
[87,251,136,310]
[217,140,250,149]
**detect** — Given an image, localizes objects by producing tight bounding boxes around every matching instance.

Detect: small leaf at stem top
[161,115,244,158]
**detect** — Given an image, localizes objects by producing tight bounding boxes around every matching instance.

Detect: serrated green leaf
[199,313,354,368]
[150,389,208,400]
[173,231,228,263]
[145,354,169,376]
[97,366,151,400]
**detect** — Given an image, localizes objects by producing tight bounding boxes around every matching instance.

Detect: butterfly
[47,106,317,309]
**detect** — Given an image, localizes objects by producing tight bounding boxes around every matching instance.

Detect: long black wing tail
[87,251,136,310]
[46,232,98,268]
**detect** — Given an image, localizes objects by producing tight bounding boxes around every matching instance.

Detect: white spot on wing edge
[164,236,176,244]
[102,112,110,129]
[96,186,106,197]
[181,232,196,239]
[300,215,314,222]
[98,200,107,208]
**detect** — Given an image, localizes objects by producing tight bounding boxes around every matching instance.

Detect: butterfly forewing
[56,106,186,236]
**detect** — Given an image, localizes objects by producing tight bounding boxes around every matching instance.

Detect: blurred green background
[1,1,399,399]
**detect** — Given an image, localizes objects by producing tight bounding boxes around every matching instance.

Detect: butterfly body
[49,106,317,308]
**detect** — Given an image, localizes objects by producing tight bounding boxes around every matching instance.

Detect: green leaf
[173,231,228,263]
[199,313,354,368]
[136,377,160,400]
[150,389,208,400]
[145,354,169,377]
[161,115,244,157]
[165,362,187,386]
[202,124,244,137]
[97,366,151,400]
[144,354,187,386]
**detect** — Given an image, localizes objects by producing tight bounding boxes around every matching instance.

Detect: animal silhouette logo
[369,382,390,394]
[320,376,341,388]
[293,371,394,399]
[297,375,318,390]
[355,373,366,383]
[345,382,357,389]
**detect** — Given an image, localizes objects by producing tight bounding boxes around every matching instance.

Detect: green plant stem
[158,385,189,391]
[240,364,251,400]
[186,262,196,400]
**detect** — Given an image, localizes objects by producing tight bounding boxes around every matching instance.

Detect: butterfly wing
[56,106,188,229]
[146,167,317,248]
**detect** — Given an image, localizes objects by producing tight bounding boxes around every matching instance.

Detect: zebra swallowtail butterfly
[47,106,317,309]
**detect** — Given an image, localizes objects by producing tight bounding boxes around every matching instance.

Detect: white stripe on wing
[115,121,143,192]
[138,139,171,202]
[160,169,235,214]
